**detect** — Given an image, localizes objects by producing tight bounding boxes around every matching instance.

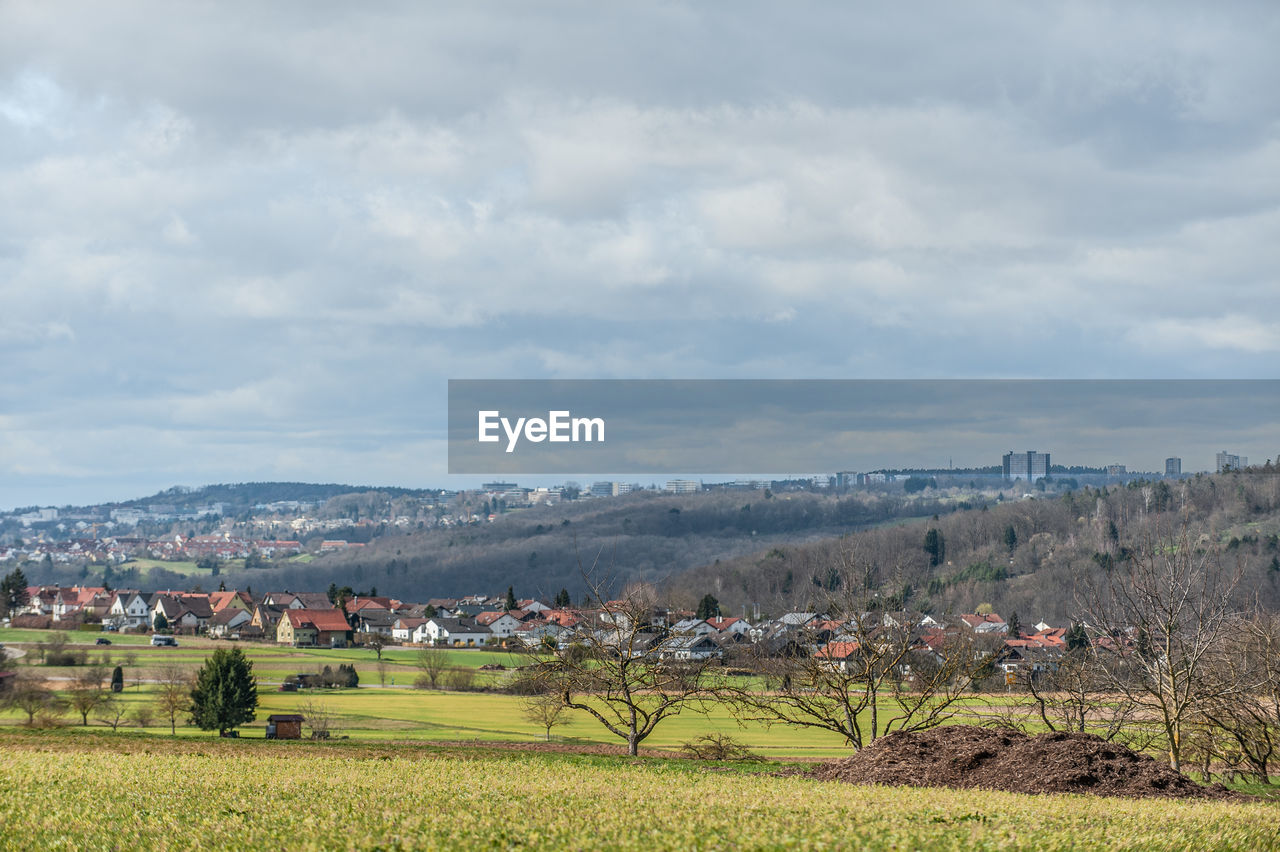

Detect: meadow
[0,628,994,757]
[0,731,1276,851]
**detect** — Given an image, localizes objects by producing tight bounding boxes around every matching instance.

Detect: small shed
[266,714,304,740]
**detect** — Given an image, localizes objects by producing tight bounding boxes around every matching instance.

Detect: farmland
[0,731,1276,851]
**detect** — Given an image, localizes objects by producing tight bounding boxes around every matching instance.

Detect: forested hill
[220,489,951,600]
[113,482,439,512]
[666,472,1280,623]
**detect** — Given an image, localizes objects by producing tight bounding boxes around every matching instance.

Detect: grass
[0,730,1276,851]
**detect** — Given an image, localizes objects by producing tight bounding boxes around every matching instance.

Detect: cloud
[0,2,1277,506]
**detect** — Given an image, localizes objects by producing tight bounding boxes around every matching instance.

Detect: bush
[680,734,763,762]
[442,667,477,692]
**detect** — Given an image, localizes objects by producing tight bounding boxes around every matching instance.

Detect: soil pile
[808,726,1240,800]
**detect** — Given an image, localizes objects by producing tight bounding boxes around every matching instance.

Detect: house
[512,621,567,649]
[956,613,1008,634]
[351,608,396,637]
[669,618,715,637]
[392,617,428,643]
[706,617,750,637]
[292,593,337,610]
[815,640,862,671]
[209,590,253,614]
[657,634,723,661]
[251,603,285,633]
[278,609,353,647]
[209,607,253,638]
[107,591,151,630]
[473,611,522,638]
[515,599,551,614]
[415,617,491,647]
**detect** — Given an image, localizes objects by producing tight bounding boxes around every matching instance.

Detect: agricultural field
[1,628,1021,757]
[0,731,1276,851]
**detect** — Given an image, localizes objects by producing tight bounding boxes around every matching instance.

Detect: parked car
[95,638,112,645]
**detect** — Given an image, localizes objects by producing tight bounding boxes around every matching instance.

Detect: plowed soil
[807,726,1242,800]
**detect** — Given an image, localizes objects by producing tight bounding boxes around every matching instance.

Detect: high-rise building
[1002,450,1050,481]
[665,479,701,494]
[1216,451,1246,472]
[1165,457,1181,476]
[1106,464,1127,476]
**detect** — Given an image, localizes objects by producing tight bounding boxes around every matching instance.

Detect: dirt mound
[808,726,1240,800]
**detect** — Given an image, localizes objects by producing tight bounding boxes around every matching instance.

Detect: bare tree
[365,634,388,661]
[732,613,991,750]
[522,693,568,741]
[297,696,336,739]
[1080,528,1246,771]
[1198,611,1280,782]
[728,551,993,751]
[531,576,717,756]
[154,664,192,735]
[68,665,109,726]
[1021,652,1140,742]
[414,646,448,689]
[443,666,476,692]
[96,695,128,731]
[4,671,62,727]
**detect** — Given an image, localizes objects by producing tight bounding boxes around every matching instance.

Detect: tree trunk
[628,732,639,756]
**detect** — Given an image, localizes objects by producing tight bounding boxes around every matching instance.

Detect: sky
[1,2,1278,509]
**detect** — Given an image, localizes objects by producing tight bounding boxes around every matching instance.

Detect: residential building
[1216,451,1246,472]
[1165,457,1181,476]
[1002,450,1050,481]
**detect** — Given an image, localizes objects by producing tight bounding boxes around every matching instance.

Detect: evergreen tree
[1,567,30,618]
[190,647,258,736]
[696,594,720,620]
[1005,611,1021,639]
[923,528,945,567]
[1066,622,1089,652]
[1003,525,1018,553]
[111,665,124,693]
[505,586,518,611]
[554,588,571,608]
[153,612,168,632]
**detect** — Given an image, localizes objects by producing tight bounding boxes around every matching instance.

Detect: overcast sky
[2,2,1278,508]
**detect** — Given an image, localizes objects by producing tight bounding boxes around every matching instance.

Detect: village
[8,581,1067,682]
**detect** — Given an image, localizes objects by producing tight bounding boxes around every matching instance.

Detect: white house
[473,611,522,638]
[416,617,491,647]
[393,617,427,643]
[658,634,723,661]
[108,592,151,629]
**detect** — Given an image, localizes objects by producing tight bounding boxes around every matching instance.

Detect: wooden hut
[266,714,304,740]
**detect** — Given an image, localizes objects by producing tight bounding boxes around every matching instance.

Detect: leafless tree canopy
[154,664,192,736]
[1079,527,1249,771]
[414,646,448,690]
[531,575,717,756]
[727,554,995,750]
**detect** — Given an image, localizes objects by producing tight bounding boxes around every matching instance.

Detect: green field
[0,732,1275,851]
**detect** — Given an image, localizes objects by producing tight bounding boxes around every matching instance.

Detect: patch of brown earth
[807,726,1242,800]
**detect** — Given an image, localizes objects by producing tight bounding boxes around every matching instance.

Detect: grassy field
[0,627,1194,759]
[0,731,1275,851]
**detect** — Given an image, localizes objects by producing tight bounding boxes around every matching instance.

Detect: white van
[150,635,178,647]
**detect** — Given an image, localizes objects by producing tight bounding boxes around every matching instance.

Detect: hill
[666,471,1280,621]
[216,489,953,601]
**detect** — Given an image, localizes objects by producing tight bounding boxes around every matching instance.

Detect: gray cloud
[1,2,1277,507]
